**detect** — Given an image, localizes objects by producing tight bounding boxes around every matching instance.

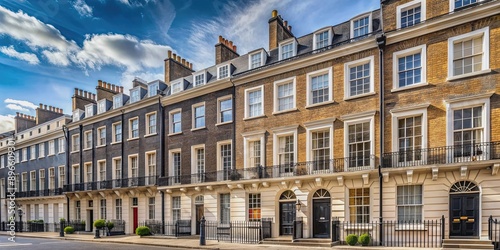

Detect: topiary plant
[359,233,371,246]
[64,226,75,234]
[106,221,114,231]
[135,226,151,236]
[346,234,358,246]
[93,219,106,229]
[59,218,66,223]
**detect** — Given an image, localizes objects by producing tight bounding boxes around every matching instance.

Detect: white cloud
[42,50,71,66]
[0,45,40,65]
[74,0,93,17]
[6,104,30,112]
[0,115,15,134]
[117,0,156,7]
[4,98,38,110]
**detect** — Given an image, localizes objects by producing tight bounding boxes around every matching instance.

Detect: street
[0,237,187,250]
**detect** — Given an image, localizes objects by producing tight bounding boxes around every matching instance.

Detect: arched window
[195,195,204,204]
[279,190,296,200]
[450,181,479,193]
[313,189,331,198]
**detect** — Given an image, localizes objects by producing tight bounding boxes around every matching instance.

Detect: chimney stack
[72,88,96,111]
[215,35,239,65]
[14,112,36,133]
[268,10,294,51]
[164,50,194,85]
[96,80,121,101]
[35,103,64,125]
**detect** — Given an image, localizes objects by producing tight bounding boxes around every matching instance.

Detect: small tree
[106,221,114,231]
[93,219,106,229]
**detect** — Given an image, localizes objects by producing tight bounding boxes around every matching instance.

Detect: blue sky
[0,0,379,133]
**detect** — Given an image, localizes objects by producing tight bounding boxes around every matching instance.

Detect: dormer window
[130,88,140,103]
[194,73,205,87]
[113,94,122,109]
[313,29,331,50]
[251,53,261,69]
[97,100,106,114]
[397,0,425,29]
[171,81,182,94]
[73,109,83,122]
[85,104,94,118]
[351,14,372,38]
[218,65,230,79]
[148,82,159,97]
[279,39,297,60]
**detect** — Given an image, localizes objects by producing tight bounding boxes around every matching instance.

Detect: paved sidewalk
[0,232,442,250]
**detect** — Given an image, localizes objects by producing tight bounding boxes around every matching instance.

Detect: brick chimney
[164,50,194,86]
[14,112,36,133]
[72,88,96,111]
[268,10,294,51]
[96,80,122,101]
[35,103,64,125]
[215,35,239,65]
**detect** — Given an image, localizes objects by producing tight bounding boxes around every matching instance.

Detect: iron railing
[9,188,63,198]
[204,220,263,244]
[140,220,191,236]
[64,176,158,192]
[332,216,444,248]
[489,216,500,250]
[383,142,500,169]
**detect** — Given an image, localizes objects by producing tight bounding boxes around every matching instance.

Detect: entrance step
[442,239,493,249]
[261,238,332,247]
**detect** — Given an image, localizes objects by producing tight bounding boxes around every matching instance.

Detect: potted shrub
[359,233,371,246]
[93,219,106,229]
[64,226,75,234]
[135,226,151,237]
[106,221,114,236]
[346,234,358,246]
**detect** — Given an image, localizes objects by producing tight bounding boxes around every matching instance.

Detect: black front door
[280,202,295,235]
[313,199,330,238]
[450,193,479,238]
[195,204,204,235]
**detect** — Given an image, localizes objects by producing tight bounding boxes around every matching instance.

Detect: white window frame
[447,27,490,80]
[242,131,266,175]
[216,140,232,172]
[343,112,376,170]
[306,67,333,107]
[48,167,55,189]
[169,108,182,135]
[344,56,375,100]
[350,13,372,38]
[39,142,45,158]
[58,138,65,154]
[169,149,181,184]
[312,28,332,50]
[148,197,155,220]
[272,125,298,166]
[30,145,36,160]
[73,109,83,122]
[217,95,233,125]
[248,193,261,222]
[248,50,266,69]
[130,87,141,103]
[48,140,55,155]
[193,71,206,87]
[397,0,426,29]
[170,80,183,94]
[273,77,296,114]
[148,82,159,98]
[390,106,429,165]
[129,117,139,140]
[192,102,206,130]
[278,38,297,60]
[97,160,106,182]
[112,122,122,143]
[113,94,123,109]
[392,45,427,91]
[304,118,335,172]
[145,112,157,136]
[145,150,156,179]
[39,169,45,190]
[84,131,92,150]
[450,0,482,12]
[445,94,491,159]
[72,164,80,184]
[85,104,94,118]
[30,171,36,191]
[72,134,80,152]
[22,148,27,162]
[0,155,4,168]
[397,185,424,224]
[97,99,107,114]
[191,144,205,182]
[244,85,264,119]
[58,165,65,188]
[112,157,122,181]
[217,64,230,79]
[348,187,371,223]
[84,162,92,183]
[97,126,106,147]
[128,154,139,179]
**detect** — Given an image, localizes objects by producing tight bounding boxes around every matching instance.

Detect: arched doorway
[195,195,204,235]
[312,189,331,238]
[449,181,479,238]
[279,190,296,236]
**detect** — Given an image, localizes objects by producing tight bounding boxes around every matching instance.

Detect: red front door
[133,207,138,233]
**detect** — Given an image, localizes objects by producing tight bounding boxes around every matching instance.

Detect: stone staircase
[261,237,332,247]
[442,238,494,249]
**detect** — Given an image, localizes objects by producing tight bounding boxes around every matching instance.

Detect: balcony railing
[158,156,376,187]
[382,141,500,169]
[64,175,158,192]
[7,188,63,198]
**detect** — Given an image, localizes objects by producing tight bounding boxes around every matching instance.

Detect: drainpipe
[79,125,83,192]
[229,79,236,171]
[376,33,386,246]
[158,91,166,234]
[120,111,124,180]
[63,125,70,221]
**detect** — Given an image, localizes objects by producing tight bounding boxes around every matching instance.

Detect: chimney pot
[48,106,52,111]
[106,83,110,89]
[60,109,63,114]
[229,41,233,48]
[189,62,192,69]
[272,10,278,18]
[181,58,186,65]
[120,86,123,93]
[39,103,43,109]
[74,88,78,95]
[92,93,96,100]
[218,35,223,43]
[16,112,19,116]
[284,20,288,27]
[168,50,172,58]
[83,91,88,98]
[79,89,83,96]
[43,104,47,110]
[172,53,177,60]
[233,45,237,52]
[176,55,181,62]
[98,80,102,87]
[288,25,292,32]
[111,84,116,92]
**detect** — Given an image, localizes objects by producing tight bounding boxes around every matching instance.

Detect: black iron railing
[204,220,263,244]
[489,216,500,250]
[140,220,191,236]
[7,188,63,198]
[383,142,500,168]
[332,217,444,248]
[64,176,158,192]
